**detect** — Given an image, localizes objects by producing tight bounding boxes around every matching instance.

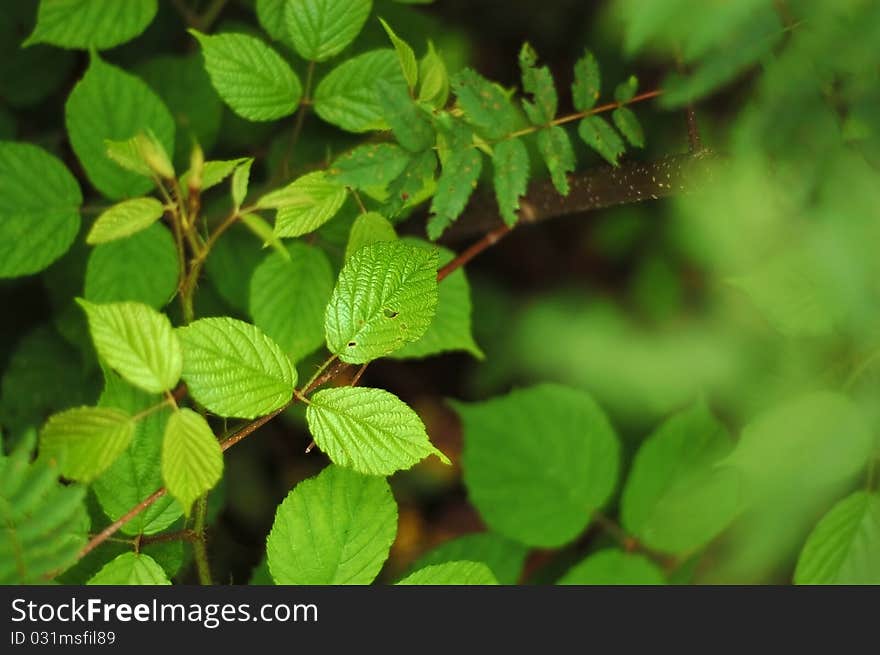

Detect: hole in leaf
[347,341,357,347]
[383,308,399,319]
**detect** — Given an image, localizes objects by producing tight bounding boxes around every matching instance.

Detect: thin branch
[437,223,512,281]
[279,61,317,180]
[77,489,168,560]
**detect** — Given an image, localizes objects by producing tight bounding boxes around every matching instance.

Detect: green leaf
[86,197,165,245]
[376,79,435,153]
[257,171,348,238]
[313,49,408,133]
[66,54,175,200]
[795,491,880,585]
[379,18,418,91]
[181,157,251,194]
[397,561,498,585]
[255,0,295,48]
[578,116,625,166]
[240,212,289,258]
[39,407,134,483]
[307,386,448,476]
[427,147,482,240]
[0,142,81,278]
[231,158,253,210]
[325,240,439,363]
[137,53,223,165]
[621,401,739,555]
[104,136,152,178]
[190,30,302,122]
[418,41,449,107]
[87,551,170,585]
[25,0,157,50]
[266,465,397,584]
[161,408,223,515]
[451,68,519,139]
[93,371,181,535]
[614,75,638,103]
[385,149,437,216]
[84,222,178,308]
[345,211,397,261]
[572,49,600,112]
[390,241,482,360]
[411,533,527,584]
[78,300,182,394]
[537,125,575,195]
[250,242,335,362]
[330,143,412,190]
[454,383,620,548]
[612,106,645,148]
[519,43,557,125]
[178,317,297,419]
[492,137,530,227]
[284,0,372,62]
[0,440,90,583]
[558,549,666,585]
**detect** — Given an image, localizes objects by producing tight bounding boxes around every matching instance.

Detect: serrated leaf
[250,242,334,362]
[451,68,519,139]
[104,136,152,178]
[345,211,397,261]
[190,30,302,122]
[87,552,170,585]
[411,532,527,584]
[390,241,482,360]
[25,0,157,50]
[86,197,165,245]
[572,49,600,111]
[178,317,297,419]
[258,171,348,238]
[612,106,645,148]
[39,407,134,483]
[558,549,666,585]
[266,465,397,584]
[256,0,295,48]
[84,222,178,308]
[330,143,412,189]
[795,491,880,584]
[454,383,620,548]
[325,240,439,363]
[578,116,625,166]
[66,54,175,200]
[0,142,81,278]
[537,125,575,195]
[385,149,437,216]
[519,43,557,125]
[491,138,529,227]
[621,402,739,555]
[397,561,498,585]
[313,49,408,133]
[78,300,182,394]
[181,157,251,194]
[418,41,449,107]
[307,387,448,475]
[231,158,254,210]
[93,371,181,535]
[284,0,372,62]
[0,440,90,583]
[376,79,435,153]
[380,18,418,90]
[161,408,222,515]
[427,147,482,240]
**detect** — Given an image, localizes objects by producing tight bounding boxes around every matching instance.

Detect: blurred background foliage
[2,0,879,584]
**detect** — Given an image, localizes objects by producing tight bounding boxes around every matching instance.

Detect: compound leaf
[451,68,518,139]
[427,147,482,240]
[578,116,625,166]
[537,125,575,195]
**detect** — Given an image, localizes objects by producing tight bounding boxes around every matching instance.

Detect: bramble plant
[1,0,879,586]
